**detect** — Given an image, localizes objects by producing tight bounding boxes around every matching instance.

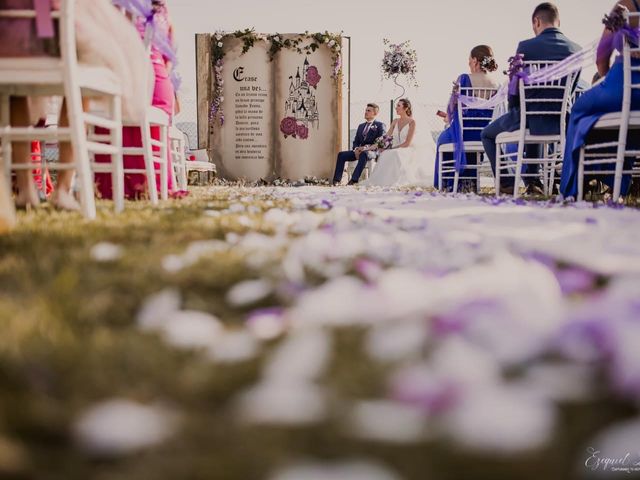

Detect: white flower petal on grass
[374,269,438,320]
[226,279,272,307]
[237,381,326,426]
[237,215,253,227]
[445,385,556,455]
[162,241,228,273]
[74,399,176,456]
[264,208,294,228]
[90,242,122,262]
[162,254,186,273]
[610,322,640,399]
[136,289,181,332]
[517,363,595,403]
[269,460,403,480]
[208,330,258,364]
[287,276,380,327]
[229,203,246,213]
[159,310,223,350]
[348,401,427,444]
[264,329,331,382]
[429,337,501,387]
[366,320,429,362]
[246,309,286,340]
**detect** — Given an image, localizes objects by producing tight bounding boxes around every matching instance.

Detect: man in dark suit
[332,103,386,185]
[481,2,581,194]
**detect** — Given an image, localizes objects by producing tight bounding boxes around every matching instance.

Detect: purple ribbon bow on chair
[506,54,528,96]
[34,0,54,38]
[613,24,640,52]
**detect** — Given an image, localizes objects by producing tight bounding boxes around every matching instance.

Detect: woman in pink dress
[96,0,177,200]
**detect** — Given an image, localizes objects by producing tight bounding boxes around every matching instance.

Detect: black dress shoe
[347,180,358,186]
[525,182,545,196]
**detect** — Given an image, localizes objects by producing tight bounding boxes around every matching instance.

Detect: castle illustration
[284,56,319,128]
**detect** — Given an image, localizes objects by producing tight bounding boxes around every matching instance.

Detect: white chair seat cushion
[186,161,215,171]
[593,111,640,129]
[146,106,170,126]
[496,129,560,144]
[0,58,120,97]
[439,141,486,154]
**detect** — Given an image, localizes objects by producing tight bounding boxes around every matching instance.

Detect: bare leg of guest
[50,100,81,211]
[0,168,16,231]
[11,97,39,208]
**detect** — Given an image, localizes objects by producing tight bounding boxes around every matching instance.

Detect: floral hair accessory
[602,4,629,32]
[480,56,497,72]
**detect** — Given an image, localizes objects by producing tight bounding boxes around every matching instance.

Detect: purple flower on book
[280,117,298,138]
[296,122,309,140]
[306,66,321,89]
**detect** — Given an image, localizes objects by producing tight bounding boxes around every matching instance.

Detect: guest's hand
[354,147,363,156]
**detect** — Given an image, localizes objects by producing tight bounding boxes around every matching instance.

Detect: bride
[362,98,435,187]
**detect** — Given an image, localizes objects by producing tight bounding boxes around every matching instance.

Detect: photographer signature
[585,447,640,472]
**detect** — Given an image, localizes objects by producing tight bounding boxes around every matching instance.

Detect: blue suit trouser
[481,110,543,188]
[333,150,370,183]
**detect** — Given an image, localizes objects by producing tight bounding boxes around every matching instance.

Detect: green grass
[0,187,636,480]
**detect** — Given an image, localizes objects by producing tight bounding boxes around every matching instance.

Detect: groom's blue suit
[481,27,581,188]
[333,120,386,184]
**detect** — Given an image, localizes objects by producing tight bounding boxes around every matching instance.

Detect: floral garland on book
[209,29,343,132]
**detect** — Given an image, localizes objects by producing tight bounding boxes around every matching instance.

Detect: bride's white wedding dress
[362,120,436,187]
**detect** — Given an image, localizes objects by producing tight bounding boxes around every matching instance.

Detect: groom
[332,104,386,185]
[481,2,581,194]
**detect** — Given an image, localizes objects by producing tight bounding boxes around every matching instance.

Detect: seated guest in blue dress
[332,104,386,185]
[481,2,581,195]
[434,45,501,191]
[559,0,640,198]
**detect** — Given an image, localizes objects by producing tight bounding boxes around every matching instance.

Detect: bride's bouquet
[381,39,418,86]
[375,135,393,150]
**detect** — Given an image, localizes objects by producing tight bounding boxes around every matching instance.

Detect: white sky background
[167,0,608,119]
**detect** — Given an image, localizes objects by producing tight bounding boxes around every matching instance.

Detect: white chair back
[621,11,640,119]
[518,61,578,138]
[455,86,500,139]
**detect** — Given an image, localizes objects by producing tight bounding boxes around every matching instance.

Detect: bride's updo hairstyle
[471,45,498,73]
[398,98,413,117]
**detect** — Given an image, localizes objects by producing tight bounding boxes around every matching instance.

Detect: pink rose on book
[296,122,309,140]
[306,66,321,88]
[280,117,297,137]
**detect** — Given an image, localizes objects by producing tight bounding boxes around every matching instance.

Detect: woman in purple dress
[559,0,640,198]
[434,45,500,191]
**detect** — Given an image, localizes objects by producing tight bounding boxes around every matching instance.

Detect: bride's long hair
[398,98,413,117]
